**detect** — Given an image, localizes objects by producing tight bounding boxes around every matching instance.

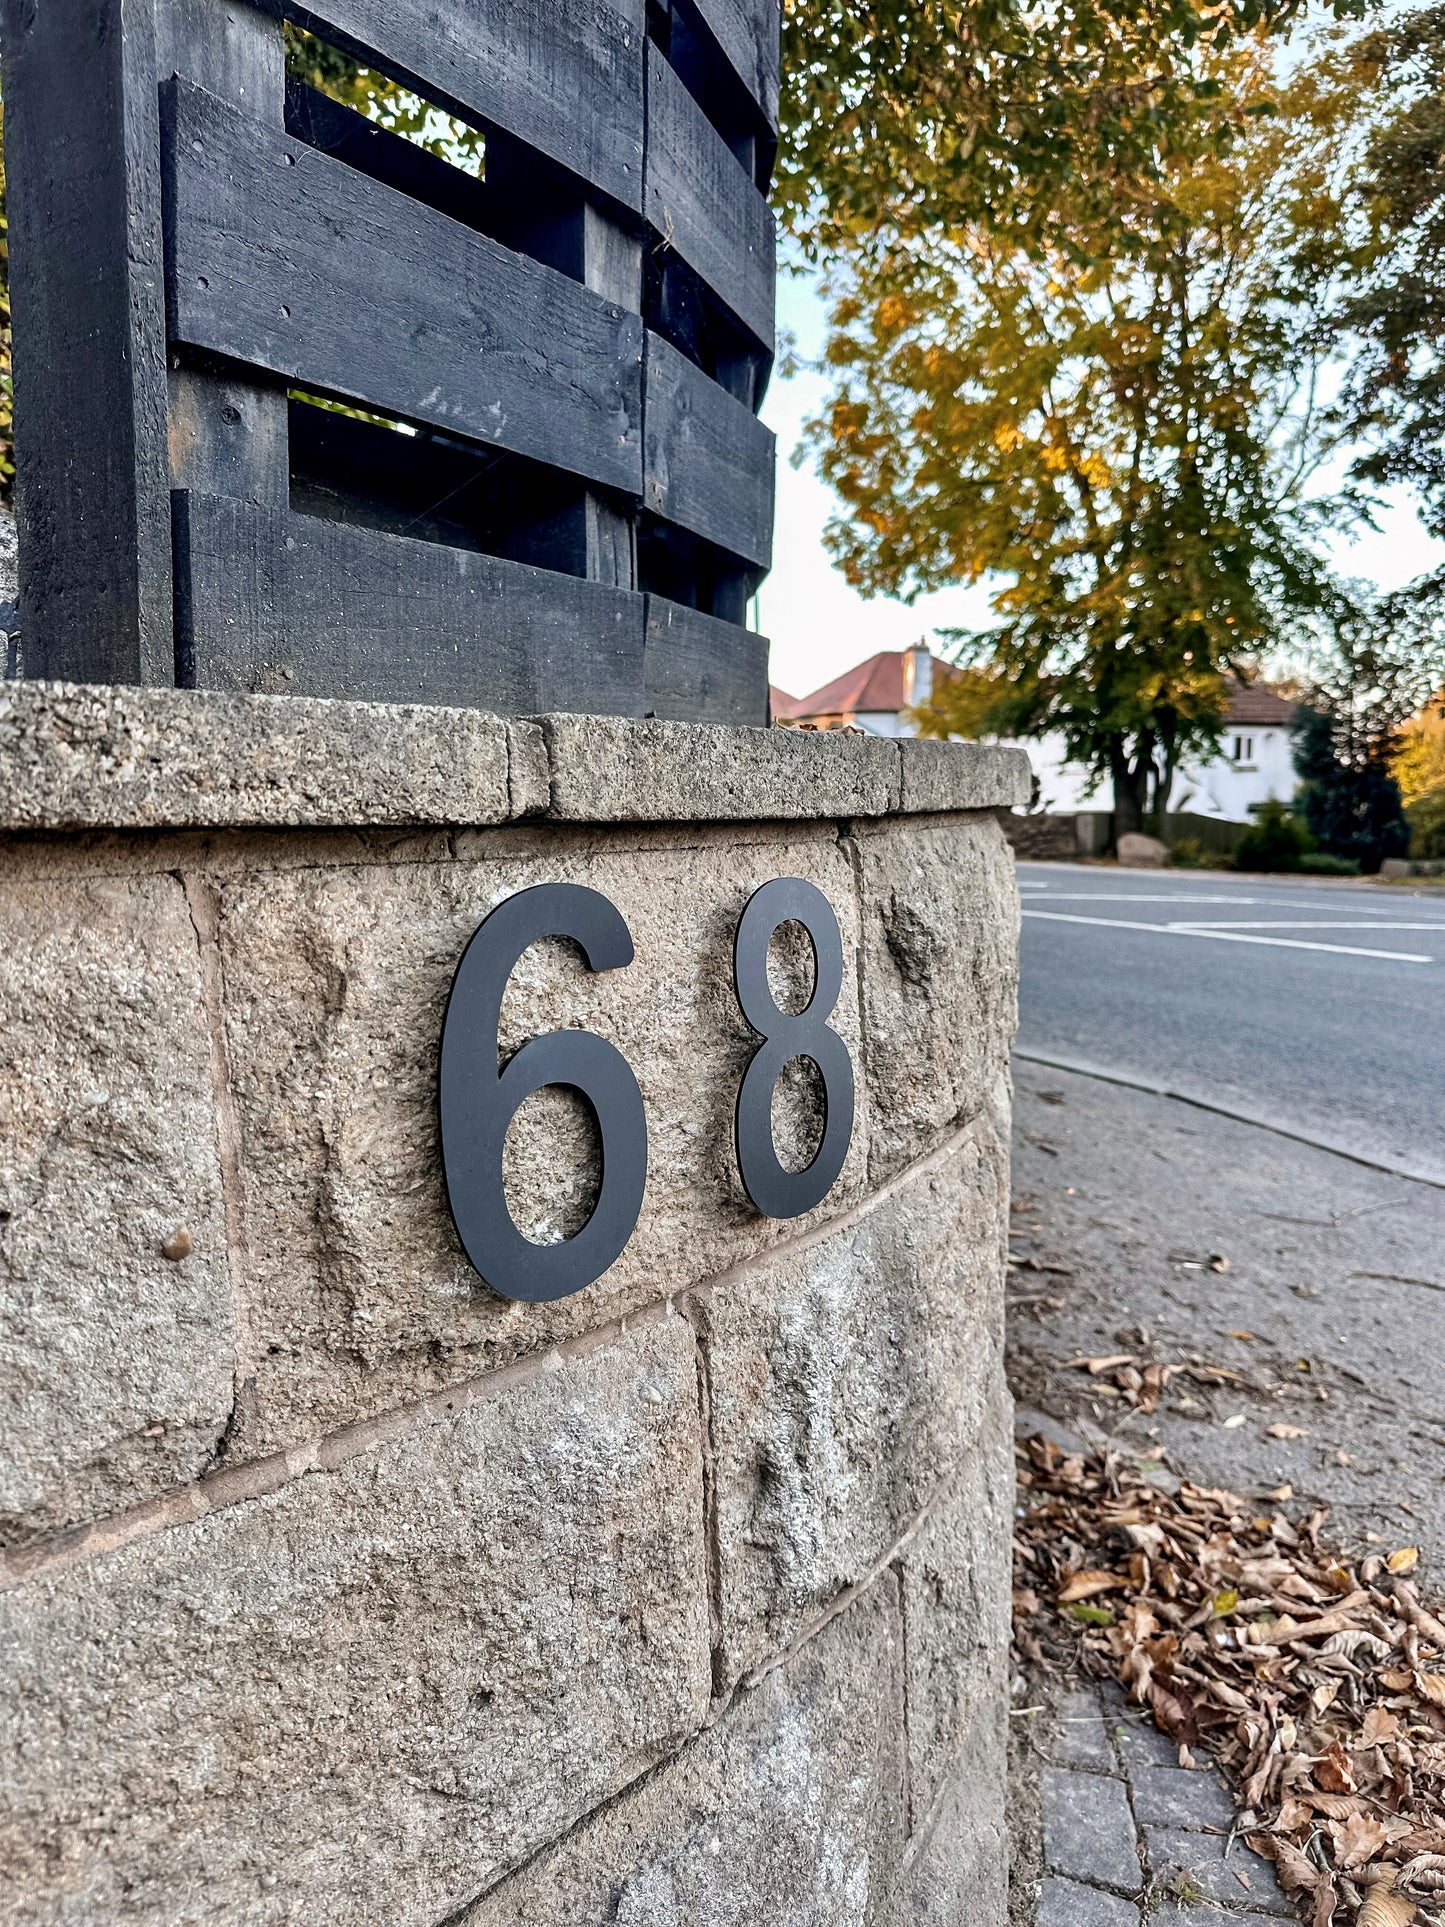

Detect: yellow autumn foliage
[1392,702,1445,807]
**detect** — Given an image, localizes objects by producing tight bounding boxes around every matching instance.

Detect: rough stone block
[465,1573,906,1925]
[899,1382,1015,1817]
[1038,1879,1140,1927]
[0,680,522,831]
[0,685,1029,833]
[0,1315,710,1925]
[213,827,873,1455]
[1142,1828,1291,1915]
[897,739,1032,815]
[0,874,232,1543]
[894,1698,1009,1927]
[1042,1767,1141,1894]
[849,815,1019,1184]
[539,713,903,821]
[698,1122,1007,1687]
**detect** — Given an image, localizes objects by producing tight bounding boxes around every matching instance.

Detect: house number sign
[438,879,855,1303]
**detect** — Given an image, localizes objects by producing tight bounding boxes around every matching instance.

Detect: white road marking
[1181,920,1445,933]
[1017,891,1263,904]
[1017,890,1437,920]
[1021,909,1433,963]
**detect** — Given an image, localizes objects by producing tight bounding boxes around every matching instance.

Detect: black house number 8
[438,879,856,1304]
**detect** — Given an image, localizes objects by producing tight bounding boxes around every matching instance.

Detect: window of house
[1233,735,1254,763]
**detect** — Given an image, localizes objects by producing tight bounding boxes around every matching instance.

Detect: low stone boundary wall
[1000,810,1078,860]
[0,684,1029,1925]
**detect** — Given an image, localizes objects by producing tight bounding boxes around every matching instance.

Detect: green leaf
[1065,1602,1116,1627]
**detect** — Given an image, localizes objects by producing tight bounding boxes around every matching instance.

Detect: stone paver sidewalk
[1036,1681,1291,1922]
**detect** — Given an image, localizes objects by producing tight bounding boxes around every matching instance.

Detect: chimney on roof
[903,643,933,710]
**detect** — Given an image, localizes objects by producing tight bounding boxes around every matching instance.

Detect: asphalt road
[1015,861,1445,1186]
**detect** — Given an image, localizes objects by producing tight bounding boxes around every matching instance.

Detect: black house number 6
[439,879,856,1304]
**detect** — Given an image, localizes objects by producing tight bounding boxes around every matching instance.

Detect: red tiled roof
[769,684,799,717]
[784,651,910,721]
[1225,684,1298,727]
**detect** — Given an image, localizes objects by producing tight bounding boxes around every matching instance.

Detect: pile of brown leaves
[1015,1434,1445,1925]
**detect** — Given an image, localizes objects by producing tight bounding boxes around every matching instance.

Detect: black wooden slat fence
[265,0,647,210]
[644,333,773,569]
[174,490,647,709]
[165,80,646,494]
[689,0,781,125]
[643,45,775,351]
[2,0,778,723]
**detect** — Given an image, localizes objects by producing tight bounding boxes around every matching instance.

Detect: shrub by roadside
[1236,799,1317,873]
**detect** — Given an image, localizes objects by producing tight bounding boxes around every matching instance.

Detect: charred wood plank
[689,0,780,128]
[1,0,172,682]
[643,594,767,724]
[644,44,773,351]
[173,490,648,712]
[164,80,644,496]
[260,0,645,212]
[162,0,292,514]
[284,79,499,242]
[644,331,773,569]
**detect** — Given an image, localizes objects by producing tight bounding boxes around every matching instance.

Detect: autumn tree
[1393,698,1445,855]
[808,34,1369,837]
[1340,8,1445,552]
[778,0,1363,255]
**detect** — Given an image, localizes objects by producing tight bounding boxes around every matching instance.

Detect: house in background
[775,646,1300,825]
[771,644,938,735]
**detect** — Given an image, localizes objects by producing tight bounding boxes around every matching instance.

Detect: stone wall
[0,683,1029,1926]
[999,810,1079,862]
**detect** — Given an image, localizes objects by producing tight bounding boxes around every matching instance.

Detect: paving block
[1129,1764,1237,1831]
[1038,1879,1140,1927]
[1144,1827,1292,1915]
[1168,1913,1292,1926]
[1050,1687,1115,1771]
[1171,1911,1294,1927]
[1110,1708,1181,1772]
[1042,1767,1141,1894]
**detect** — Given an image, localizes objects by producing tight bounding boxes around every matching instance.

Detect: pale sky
[758,267,1445,705]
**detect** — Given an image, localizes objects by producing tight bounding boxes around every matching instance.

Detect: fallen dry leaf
[1358,1874,1416,1927]
[1332,1810,1390,1869]
[1056,1569,1124,1604]
[1268,1423,1310,1440]
[1316,1742,1358,1795]
[1389,1549,1422,1576]
[1013,1432,1445,1927]
[1359,1707,1402,1747]
[1066,1354,1137,1375]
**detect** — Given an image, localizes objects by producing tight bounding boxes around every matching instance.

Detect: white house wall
[922,726,1299,822]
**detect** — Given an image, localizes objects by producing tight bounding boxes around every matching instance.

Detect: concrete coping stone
[0,681,1032,832]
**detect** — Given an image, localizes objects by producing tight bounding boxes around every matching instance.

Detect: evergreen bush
[1236,799,1315,872]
